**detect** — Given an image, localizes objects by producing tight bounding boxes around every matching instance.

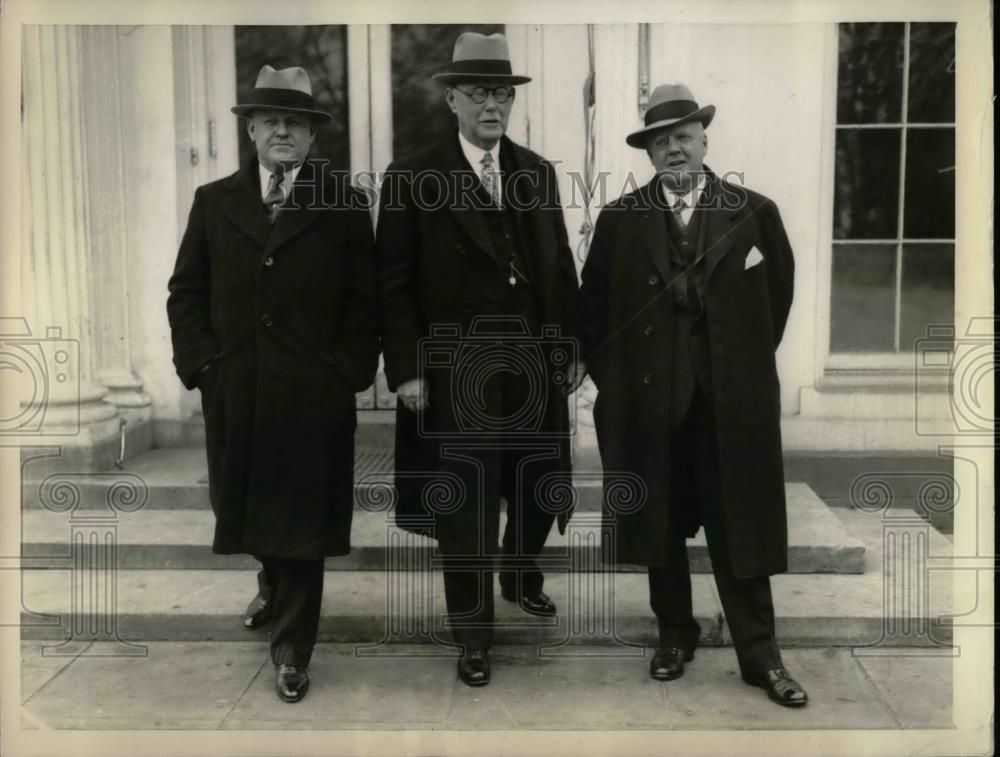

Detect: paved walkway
[19,642,952,731]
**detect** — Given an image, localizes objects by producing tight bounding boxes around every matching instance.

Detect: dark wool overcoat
[167,158,379,559]
[376,133,580,550]
[579,172,795,577]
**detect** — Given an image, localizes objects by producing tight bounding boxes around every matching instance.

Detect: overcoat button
[455,243,465,254]
[462,301,473,313]
[643,325,655,336]
[261,314,273,326]
[263,256,274,267]
[648,275,659,286]
[642,374,652,385]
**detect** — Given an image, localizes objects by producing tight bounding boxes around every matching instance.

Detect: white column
[77,26,151,419]
[20,25,119,457]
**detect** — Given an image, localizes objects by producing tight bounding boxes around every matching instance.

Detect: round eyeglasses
[453,85,515,104]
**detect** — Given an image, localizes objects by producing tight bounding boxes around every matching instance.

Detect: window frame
[822,21,956,372]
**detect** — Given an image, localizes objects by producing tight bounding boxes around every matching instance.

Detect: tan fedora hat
[231,64,332,123]
[626,83,715,148]
[432,32,532,85]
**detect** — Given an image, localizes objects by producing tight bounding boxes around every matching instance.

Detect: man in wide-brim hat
[377,31,583,688]
[580,83,809,706]
[168,64,379,703]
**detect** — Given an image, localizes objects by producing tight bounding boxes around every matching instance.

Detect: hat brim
[231,104,333,124]
[626,105,715,149]
[432,72,532,85]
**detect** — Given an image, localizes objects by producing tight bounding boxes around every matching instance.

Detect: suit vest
[664,206,713,427]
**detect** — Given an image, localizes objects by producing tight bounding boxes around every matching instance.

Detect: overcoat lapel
[264,159,325,259]
[502,137,547,284]
[698,172,743,281]
[440,135,499,263]
[638,181,674,285]
[221,161,272,249]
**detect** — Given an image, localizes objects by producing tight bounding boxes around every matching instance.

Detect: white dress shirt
[259,162,302,202]
[458,130,502,201]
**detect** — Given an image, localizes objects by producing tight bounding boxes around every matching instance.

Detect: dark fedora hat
[231,65,333,123]
[626,83,715,148]
[432,32,532,85]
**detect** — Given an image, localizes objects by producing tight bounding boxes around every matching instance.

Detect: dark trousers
[648,386,783,676]
[441,343,555,651]
[256,555,325,668]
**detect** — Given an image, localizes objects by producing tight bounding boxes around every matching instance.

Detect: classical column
[21,25,120,470]
[77,26,152,422]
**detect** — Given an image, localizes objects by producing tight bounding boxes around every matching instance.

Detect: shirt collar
[258,162,302,198]
[659,173,707,209]
[457,130,501,172]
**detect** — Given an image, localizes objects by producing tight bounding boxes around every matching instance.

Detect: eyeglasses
[453,85,515,104]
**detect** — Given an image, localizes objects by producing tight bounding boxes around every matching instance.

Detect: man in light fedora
[376,32,583,686]
[167,65,379,703]
[579,83,808,706]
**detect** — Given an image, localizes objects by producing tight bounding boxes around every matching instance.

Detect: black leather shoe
[500,588,557,617]
[457,648,491,687]
[743,667,809,707]
[649,646,694,681]
[275,664,310,703]
[243,592,273,629]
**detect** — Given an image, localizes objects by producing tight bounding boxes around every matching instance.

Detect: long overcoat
[579,172,794,577]
[376,133,580,549]
[167,158,379,559]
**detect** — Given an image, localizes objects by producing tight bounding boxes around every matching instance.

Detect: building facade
[16,23,960,471]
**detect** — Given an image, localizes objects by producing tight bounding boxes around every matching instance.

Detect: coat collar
[637,169,746,284]
[438,132,542,262]
[222,158,326,257]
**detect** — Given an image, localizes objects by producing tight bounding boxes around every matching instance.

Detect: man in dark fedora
[167,65,379,703]
[376,32,583,686]
[579,83,808,706]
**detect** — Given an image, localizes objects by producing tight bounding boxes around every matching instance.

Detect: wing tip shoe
[649,646,695,681]
[500,588,557,617]
[457,648,491,687]
[275,664,310,703]
[743,667,809,707]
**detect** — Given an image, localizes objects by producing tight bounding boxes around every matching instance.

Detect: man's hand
[562,360,588,395]
[396,378,429,413]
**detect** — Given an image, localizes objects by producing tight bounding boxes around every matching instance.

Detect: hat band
[245,87,318,113]
[442,58,515,77]
[644,99,699,126]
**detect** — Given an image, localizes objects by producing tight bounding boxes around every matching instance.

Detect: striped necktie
[263,166,286,223]
[480,152,501,207]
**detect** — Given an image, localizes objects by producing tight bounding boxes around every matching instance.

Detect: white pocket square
[744,247,764,270]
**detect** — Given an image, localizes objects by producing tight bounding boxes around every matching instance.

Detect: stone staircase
[18,446,954,650]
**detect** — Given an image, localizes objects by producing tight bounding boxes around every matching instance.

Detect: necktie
[670,196,687,230]
[480,152,501,207]
[263,166,286,223]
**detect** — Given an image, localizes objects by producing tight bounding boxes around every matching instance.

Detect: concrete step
[20,485,865,573]
[18,565,953,647]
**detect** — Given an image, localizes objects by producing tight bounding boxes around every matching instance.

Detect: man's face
[445,80,515,150]
[646,120,708,192]
[247,109,315,170]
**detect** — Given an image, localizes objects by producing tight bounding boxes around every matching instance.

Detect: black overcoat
[579,172,794,577]
[376,133,579,548]
[167,158,379,559]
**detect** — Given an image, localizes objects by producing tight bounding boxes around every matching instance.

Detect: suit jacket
[579,170,794,576]
[167,158,379,558]
[376,132,579,545]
